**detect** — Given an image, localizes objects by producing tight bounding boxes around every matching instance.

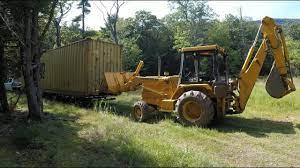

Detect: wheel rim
[182,100,202,122]
[134,107,142,119]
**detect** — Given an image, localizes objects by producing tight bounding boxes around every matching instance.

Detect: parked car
[4,78,22,91]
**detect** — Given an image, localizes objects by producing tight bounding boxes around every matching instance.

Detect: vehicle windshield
[181,51,227,84]
[182,53,213,83]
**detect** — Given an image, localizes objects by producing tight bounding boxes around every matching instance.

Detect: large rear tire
[131,101,154,122]
[175,90,214,127]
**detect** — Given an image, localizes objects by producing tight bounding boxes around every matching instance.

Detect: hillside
[254,18,300,27]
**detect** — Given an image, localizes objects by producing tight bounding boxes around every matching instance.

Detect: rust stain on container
[41,38,123,97]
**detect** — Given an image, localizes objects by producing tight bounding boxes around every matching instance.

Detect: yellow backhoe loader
[104,16,296,126]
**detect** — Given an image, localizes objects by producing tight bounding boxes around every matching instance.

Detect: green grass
[0,79,300,167]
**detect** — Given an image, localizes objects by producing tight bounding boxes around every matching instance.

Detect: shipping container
[41,38,123,97]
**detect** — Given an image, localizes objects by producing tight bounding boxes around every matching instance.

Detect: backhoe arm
[235,16,296,112]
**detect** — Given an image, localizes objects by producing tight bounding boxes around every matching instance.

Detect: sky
[63,1,300,30]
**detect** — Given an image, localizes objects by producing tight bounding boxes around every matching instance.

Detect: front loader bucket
[104,61,144,94]
[104,72,134,94]
[265,62,293,98]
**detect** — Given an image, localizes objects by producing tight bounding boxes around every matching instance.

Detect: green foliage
[115,11,175,75]
[206,15,258,75]
[207,20,230,48]
[36,0,57,14]
[42,1,299,77]
[60,23,82,45]
[122,38,142,71]
[114,18,142,71]
[73,0,91,23]
[84,30,101,39]
[287,23,300,40]
[172,29,191,50]
[164,0,215,49]
[286,38,300,76]
[41,20,56,49]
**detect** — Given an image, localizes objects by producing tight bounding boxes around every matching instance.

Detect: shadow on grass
[43,92,135,116]
[99,100,176,124]
[0,111,158,167]
[108,101,133,117]
[43,94,96,108]
[296,124,300,130]
[211,116,296,138]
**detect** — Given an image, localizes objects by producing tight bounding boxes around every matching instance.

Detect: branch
[116,0,125,20]
[93,1,108,24]
[62,2,72,16]
[40,0,58,41]
[56,1,71,24]
[0,8,24,46]
[118,0,125,9]
[99,1,109,15]
[109,1,116,15]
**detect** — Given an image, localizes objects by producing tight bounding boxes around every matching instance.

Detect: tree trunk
[22,7,42,120]
[32,7,43,116]
[0,40,9,113]
[54,20,61,47]
[82,1,85,38]
[113,23,118,45]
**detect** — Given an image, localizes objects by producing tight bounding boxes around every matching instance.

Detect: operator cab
[180,45,229,84]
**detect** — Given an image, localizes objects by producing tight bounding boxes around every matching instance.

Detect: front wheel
[175,90,214,127]
[131,101,155,122]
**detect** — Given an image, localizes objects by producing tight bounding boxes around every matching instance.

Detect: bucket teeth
[265,62,287,98]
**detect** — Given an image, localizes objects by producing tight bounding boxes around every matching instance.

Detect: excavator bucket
[265,62,296,98]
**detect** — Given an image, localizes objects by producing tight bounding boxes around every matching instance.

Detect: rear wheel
[131,101,155,122]
[175,90,214,127]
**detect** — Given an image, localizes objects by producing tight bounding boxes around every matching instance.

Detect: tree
[118,11,175,75]
[0,0,58,120]
[0,39,9,113]
[164,0,215,48]
[0,3,10,113]
[73,0,91,38]
[53,0,72,47]
[206,14,258,75]
[98,0,125,44]
[59,22,82,45]
[287,23,300,40]
[110,17,142,71]
[286,37,300,76]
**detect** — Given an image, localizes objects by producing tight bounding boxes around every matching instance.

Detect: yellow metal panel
[104,72,134,93]
[181,44,226,55]
[160,99,177,112]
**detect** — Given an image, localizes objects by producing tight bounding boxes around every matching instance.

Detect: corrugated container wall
[41,38,122,97]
